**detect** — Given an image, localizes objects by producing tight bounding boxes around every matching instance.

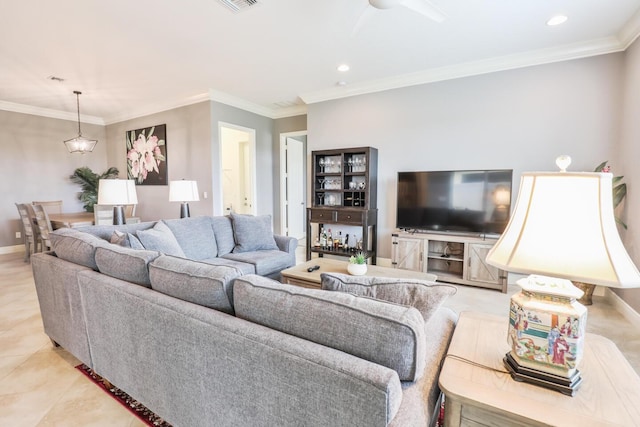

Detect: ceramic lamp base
[507,275,587,393]
[180,203,190,218]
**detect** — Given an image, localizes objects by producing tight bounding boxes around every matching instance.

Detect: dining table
[48,212,95,230]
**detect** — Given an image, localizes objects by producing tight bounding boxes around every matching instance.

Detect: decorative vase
[347,263,367,276]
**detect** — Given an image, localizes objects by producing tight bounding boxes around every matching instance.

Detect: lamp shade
[486,171,640,288]
[64,136,98,154]
[169,180,200,202]
[97,179,138,205]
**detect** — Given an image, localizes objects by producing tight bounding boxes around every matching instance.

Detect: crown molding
[208,90,307,119]
[619,7,640,49]
[103,92,213,125]
[300,36,628,105]
[0,100,104,125]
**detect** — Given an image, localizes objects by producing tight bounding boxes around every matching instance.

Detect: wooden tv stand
[391,231,507,292]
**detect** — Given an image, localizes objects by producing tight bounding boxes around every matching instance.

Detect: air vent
[216,0,259,13]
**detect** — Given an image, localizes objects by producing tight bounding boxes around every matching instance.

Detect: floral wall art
[126,124,167,185]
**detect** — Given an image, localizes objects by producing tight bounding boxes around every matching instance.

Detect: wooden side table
[439,311,640,426]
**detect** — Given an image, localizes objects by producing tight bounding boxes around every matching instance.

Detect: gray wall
[0,110,107,249]
[308,53,623,262]
[617,37,640,312]
[105,101,213,221]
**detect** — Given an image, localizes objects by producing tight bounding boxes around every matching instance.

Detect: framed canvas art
[126,124,167,185]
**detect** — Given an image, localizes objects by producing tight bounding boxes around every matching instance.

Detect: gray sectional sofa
[31,214,458,427]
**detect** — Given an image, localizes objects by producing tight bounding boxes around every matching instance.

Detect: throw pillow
[320,272,457,323]
[110,230,129,247]
[230,213,278,253]
[135,221,186,257]
[128,233,145,250]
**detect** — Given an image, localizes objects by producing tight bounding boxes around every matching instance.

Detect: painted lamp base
[506,275,587,394]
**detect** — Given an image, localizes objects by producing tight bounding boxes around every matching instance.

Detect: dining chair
[94,204,141,225]
[32,200,63,215]
[15,203,40,262]
[93,204,114,225]
[32,203,54,251]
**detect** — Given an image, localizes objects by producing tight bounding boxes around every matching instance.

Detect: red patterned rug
[75,364,172,427]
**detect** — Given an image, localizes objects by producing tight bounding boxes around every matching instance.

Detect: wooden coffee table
[281,258,437,289]
[439,311,640,426]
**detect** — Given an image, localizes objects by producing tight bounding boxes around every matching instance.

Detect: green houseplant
[575,161,628,305]
[70,166,119,212]
[594,161,627,229]
[348,252,368,276]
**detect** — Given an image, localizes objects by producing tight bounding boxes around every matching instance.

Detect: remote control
[307,265,320,272]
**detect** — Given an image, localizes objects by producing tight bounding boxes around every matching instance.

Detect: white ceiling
[1,0,640,124]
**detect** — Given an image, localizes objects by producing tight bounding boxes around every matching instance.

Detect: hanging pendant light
[63,91,97,154]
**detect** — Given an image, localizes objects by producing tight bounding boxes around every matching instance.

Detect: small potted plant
[347,252,368,276]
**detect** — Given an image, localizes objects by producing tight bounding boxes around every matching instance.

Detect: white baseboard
[604,288,640,327]
[0,245,24,255]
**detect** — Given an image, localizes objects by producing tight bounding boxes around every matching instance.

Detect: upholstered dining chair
[32,200,63,215]
[15,203,40,262]
[32,203,54,251]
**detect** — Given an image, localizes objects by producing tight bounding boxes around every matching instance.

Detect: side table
[438,311,640,426]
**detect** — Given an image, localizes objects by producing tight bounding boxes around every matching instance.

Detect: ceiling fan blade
[352,5,377,36]
[400,0,446,22]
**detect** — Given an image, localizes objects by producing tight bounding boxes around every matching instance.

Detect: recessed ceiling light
[547,15,568,26]
[337,81,347,86]
[337,64,350,72]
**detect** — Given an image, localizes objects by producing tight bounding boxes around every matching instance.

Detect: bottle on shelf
[320,227,327,249]
[345,234,350,250]
[327,229,333,250]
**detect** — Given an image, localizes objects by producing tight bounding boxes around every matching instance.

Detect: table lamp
[169,180,199,218]
[97,179,138,225]
[486,155,640,395]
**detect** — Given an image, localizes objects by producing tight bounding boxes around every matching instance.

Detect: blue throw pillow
[136,221,186,257]
[230,213,278,253]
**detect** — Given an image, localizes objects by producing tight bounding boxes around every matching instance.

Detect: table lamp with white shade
[97,179,138,225]
[169,180,199,218]
[485,155,640,395]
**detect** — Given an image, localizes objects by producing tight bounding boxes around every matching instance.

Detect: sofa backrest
[163,216,218,260]
[233,275,427,382]
[77,269,403,427]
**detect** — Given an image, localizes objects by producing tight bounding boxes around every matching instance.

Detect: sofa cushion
[136,221,186,257]
[50,228,109,270]
[320,273,457,323]
[230,213,278,253]
[211,216,235,256]
[233,275,426,381]
[163,217,218,260]
[222,250,293,276]
[94,245,161,287]
[149,255,240,314]
[200,257,256,275]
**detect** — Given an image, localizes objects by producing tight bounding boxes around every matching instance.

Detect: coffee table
[439,311,640,426]
[280,258,437,289]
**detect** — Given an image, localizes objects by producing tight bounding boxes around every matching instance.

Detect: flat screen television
[396,169,513,235]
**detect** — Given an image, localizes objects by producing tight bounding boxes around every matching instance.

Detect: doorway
[219,123,257,215]
[279,132,307,239]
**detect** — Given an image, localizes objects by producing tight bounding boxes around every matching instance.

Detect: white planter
[347,263,367,276]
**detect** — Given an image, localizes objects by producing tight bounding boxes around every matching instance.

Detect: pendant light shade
[64,91,97,154]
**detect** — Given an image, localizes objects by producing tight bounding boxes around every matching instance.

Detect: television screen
[396,170,513,235]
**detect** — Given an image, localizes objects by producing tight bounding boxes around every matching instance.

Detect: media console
[391,230,507,292]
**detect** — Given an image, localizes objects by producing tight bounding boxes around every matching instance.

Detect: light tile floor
[1,245,638,426]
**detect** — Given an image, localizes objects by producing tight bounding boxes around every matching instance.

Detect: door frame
[218,121,257,216]
[279,131,307,236]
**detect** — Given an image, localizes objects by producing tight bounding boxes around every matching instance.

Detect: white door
[220,124,256,215]
[286,137,305,238]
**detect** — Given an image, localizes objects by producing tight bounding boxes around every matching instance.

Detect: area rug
[75,364,172,427]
